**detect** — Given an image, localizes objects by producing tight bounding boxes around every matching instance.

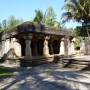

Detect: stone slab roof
[1,21,73,40]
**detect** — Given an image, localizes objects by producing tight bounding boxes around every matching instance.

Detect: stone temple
[0,21,76,67]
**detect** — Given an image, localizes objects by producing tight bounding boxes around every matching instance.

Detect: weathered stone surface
[70,41,75,55]
[59,38,65,55]
[25,39,32,60]
[43,36,50,57]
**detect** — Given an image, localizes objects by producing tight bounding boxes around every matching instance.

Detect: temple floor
[0,63,90,90]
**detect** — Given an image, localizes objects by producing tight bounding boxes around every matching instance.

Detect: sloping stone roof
[1,21,73,39]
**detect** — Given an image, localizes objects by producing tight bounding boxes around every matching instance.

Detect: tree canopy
[62,0,90,24]
[62,0,90,36]
[0,16,23,32]
[33,7,61,29]
[33,10,44,24]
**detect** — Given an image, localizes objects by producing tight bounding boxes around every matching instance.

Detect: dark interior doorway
[52,40,59,54]
[37,39,44,56]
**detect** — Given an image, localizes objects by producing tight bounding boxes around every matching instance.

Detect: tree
[44,6,56,27]
[62,0,90,23]
[33,7,61,28]
[0,23,2,31]
[2,20,7,30]
[7,16,23,30]
[62,0,90,37]
[33,10,44,24]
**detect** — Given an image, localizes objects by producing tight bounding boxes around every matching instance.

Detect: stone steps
[62,57,90,70]
[63,60,90,65]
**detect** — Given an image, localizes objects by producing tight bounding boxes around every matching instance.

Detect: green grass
[0,66,16,76]
[0,71,15,76]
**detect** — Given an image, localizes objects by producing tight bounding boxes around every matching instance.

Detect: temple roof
[1,21,73,39]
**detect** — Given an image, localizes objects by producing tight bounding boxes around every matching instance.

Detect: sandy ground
[0,63,90,90]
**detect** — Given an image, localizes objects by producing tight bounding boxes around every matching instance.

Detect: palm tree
[62,0,90,36]
[62,0,90,23]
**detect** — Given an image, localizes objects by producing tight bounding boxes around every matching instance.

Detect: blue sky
[0,0,80,28]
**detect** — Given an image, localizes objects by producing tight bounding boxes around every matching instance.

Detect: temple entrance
[37,39,44,56]
[31,40,38,56]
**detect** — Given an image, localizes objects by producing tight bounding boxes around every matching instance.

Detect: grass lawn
[0,66,16,76]
[0,71,15,76]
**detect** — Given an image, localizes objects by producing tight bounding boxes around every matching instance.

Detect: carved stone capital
[61,37,65,41]
[44,36,50,40]
[23,34,32,40]
[71,38,76,42]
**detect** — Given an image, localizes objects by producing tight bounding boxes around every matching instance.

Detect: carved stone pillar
[59,38,65,55]
[63,36,70,56]
[67,38,71,55]
[43,36,50,57]
[70,38,76,55]
[24,35,32,60]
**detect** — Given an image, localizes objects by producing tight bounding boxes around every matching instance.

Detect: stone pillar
[24,35,32,60]
[59,38,65,55]
[80,41,85,54]
[70,38,76,55]
[67,38,71,55]
[43,36,50,57]
[64,37,70,56]
[84,37,90,55]
[5,39,11,54]
[25,39,32,59]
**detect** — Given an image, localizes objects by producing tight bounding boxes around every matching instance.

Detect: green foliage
[33,10,44,24]
[2,20,7,30]
[0,71,15,76]
[0,66,16,76]
[44,6,56,27]
[75,25,90,36]
[0,16,23,32]
[0,23,2,31]
[7,16,23,30]
[33,6,61,29]
[74,37,81,48]
[62,0,90,24]
[62,0,90,37]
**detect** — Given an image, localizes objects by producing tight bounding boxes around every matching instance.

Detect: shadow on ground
[0,64,90,90]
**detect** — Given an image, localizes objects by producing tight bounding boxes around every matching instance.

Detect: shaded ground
[0,63,90,90]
